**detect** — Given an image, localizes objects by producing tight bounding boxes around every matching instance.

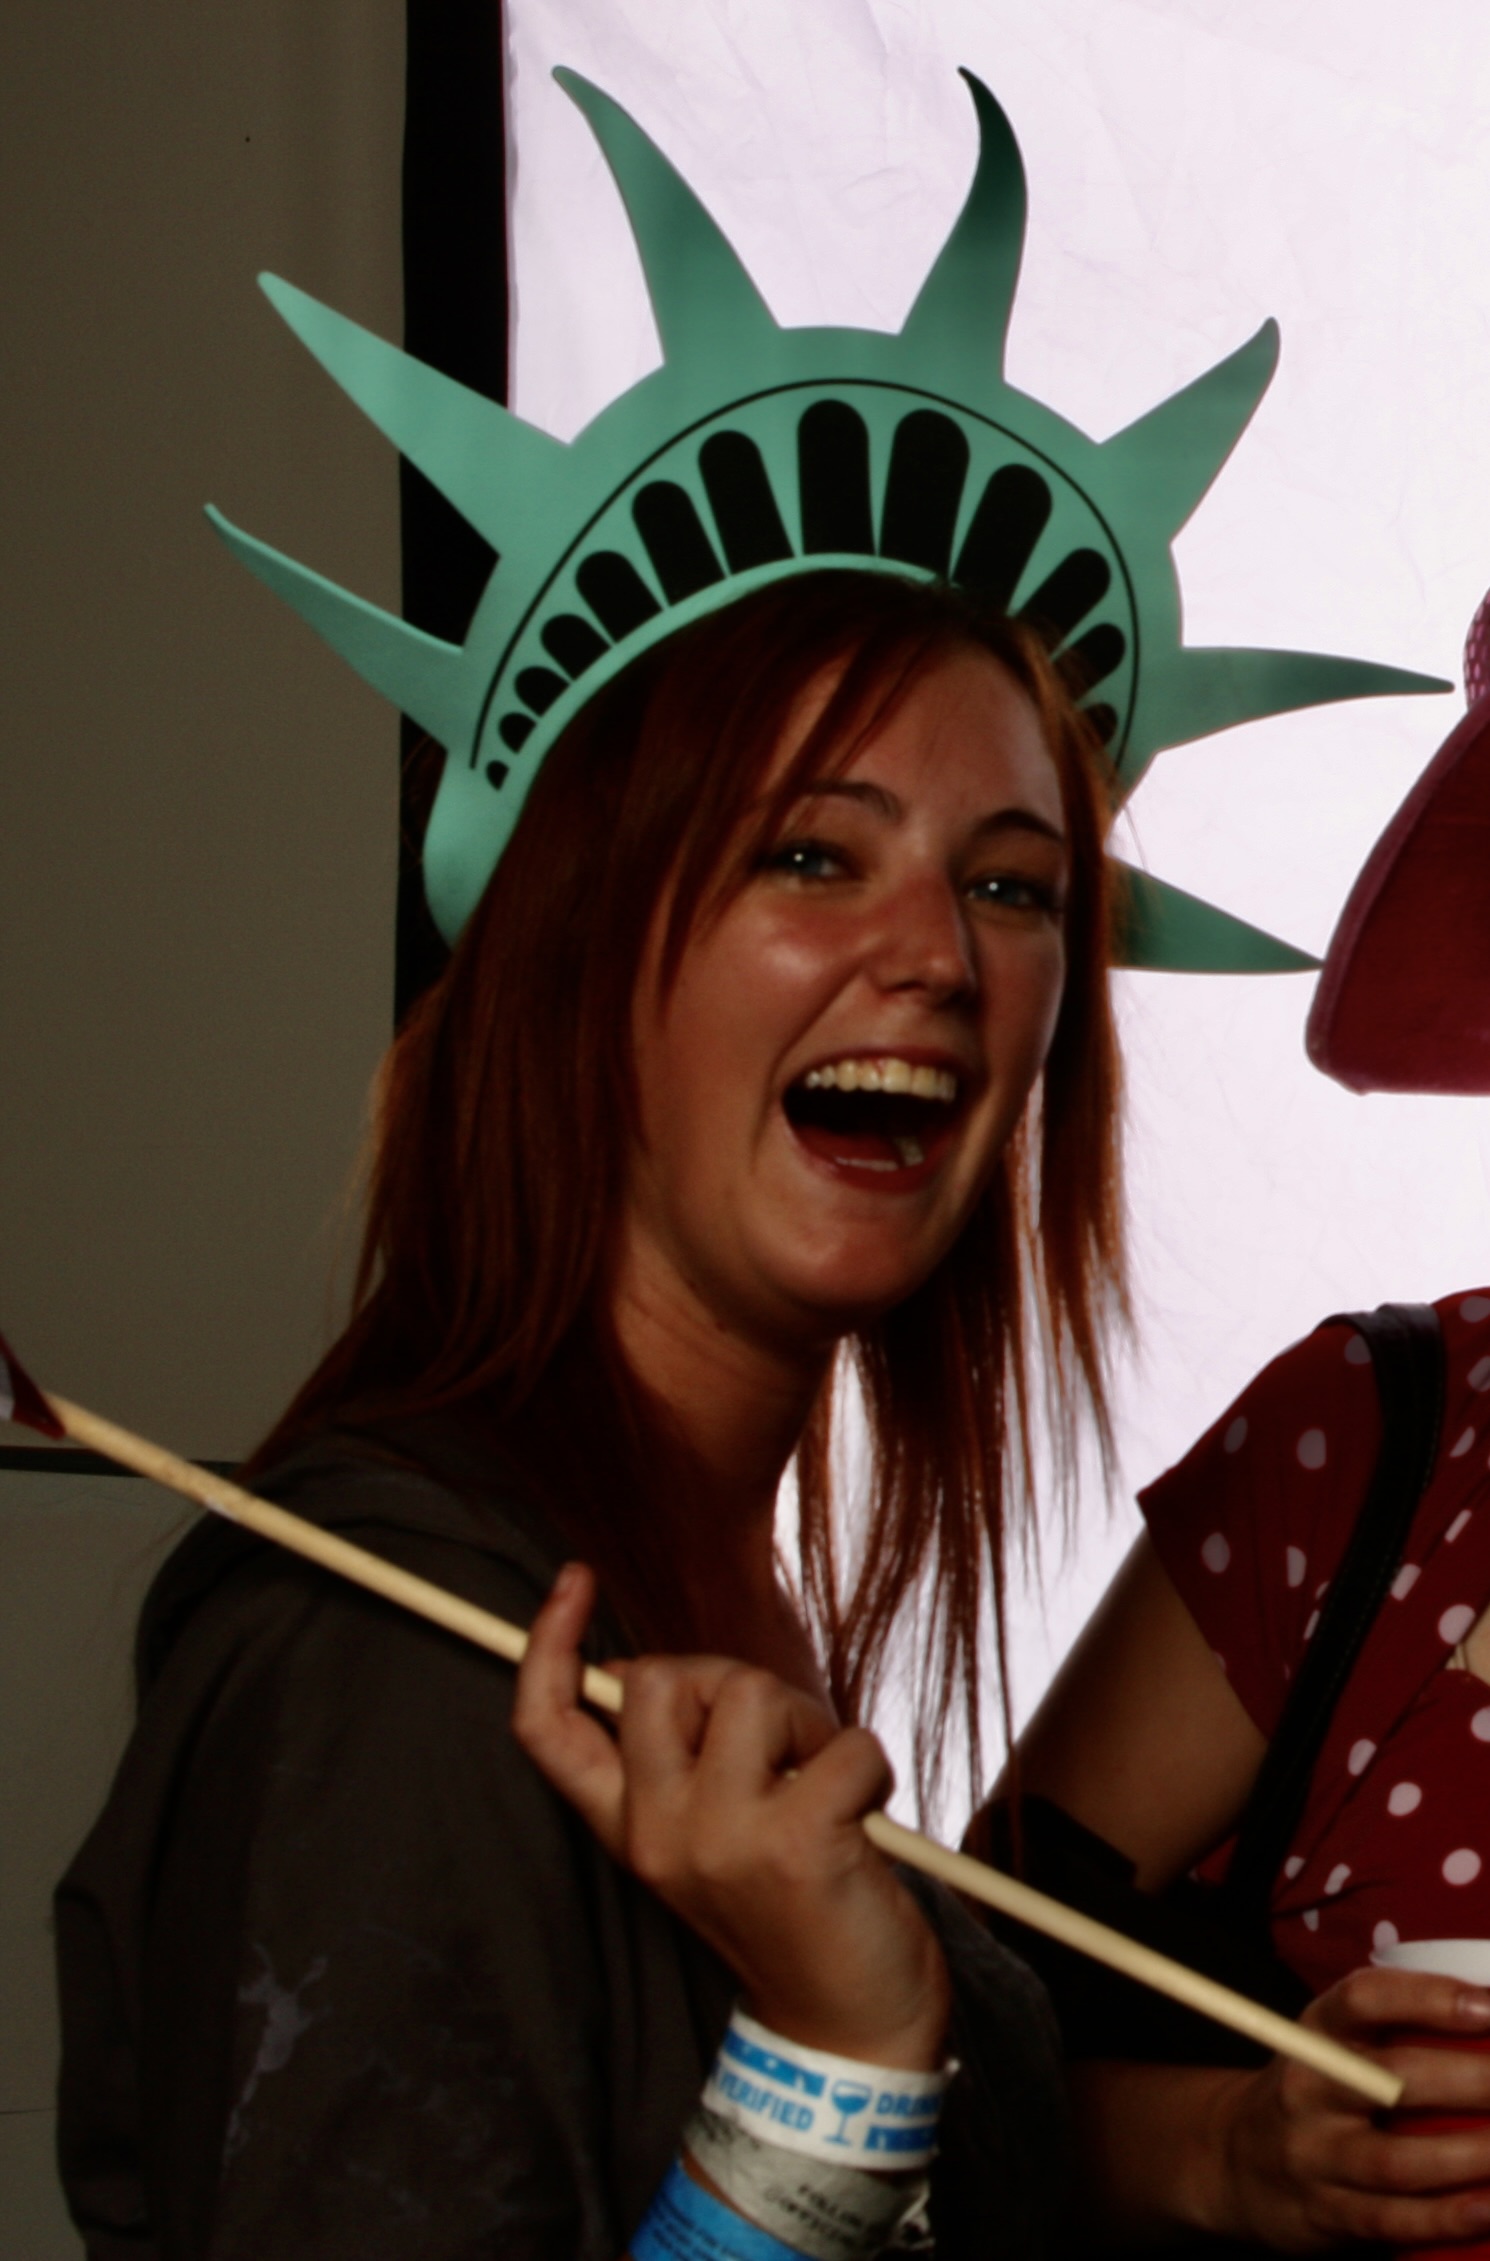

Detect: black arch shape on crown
[471,378,1144,781]
[515,664,568,715]
[798,401,875,555]
[543,612,609,678]
[1083,703,1118,746]
[1018,549,1112,648]
[633,481,726,603]
[880,409,970,575]
[498,712,534,753]
[576,551,663,639]
[1056,623,1127,701]
[953,464,1053,609]
[699,430,793,570]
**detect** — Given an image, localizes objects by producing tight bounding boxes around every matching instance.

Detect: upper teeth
[802,1058,957,1102]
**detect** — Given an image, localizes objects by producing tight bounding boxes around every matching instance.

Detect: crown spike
[206,508,471,752]
[211,68,1451,954]
[1121,647,1452,790]
[556,70,778,368]
[897,71,1027,382]
[1115,863,1319,973]
[1099,321,1280,541]
[258,275,570,555]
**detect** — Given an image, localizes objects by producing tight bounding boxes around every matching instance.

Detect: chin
[773,1243,947,1338]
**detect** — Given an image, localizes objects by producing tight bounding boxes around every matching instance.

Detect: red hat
[1307,596,1490,1094]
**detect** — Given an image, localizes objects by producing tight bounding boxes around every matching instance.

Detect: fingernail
[1458,1988,1490,2024]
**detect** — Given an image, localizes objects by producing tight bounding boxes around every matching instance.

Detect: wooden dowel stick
[50,1395,629,1714]
[47,1390,1400,2109]
[858,1814,1401,2104]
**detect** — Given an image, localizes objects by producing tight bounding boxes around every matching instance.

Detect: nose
[867,872,977,1004]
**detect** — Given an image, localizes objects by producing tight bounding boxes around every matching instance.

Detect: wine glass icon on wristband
[827,2076,874,2147]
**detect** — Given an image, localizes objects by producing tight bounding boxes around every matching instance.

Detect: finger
[1326,2180,1490,2251]
[615,1653,741,1804]
[1338,2117,1490,2198]
[787,1722,896,1828]
[702,1711,900,1917]
[694,1666,839,1797]
[1312,1964,1490,2040]
[511,1563,628,1853]
[1389,2039,1490,2114]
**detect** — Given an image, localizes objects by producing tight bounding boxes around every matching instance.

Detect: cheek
[662,910,852,1077]
[989,935,1068,1075]
[738,903,859,997]
[635,945,800,1163]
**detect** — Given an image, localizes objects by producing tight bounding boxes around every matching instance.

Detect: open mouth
[782,1057,963,1177]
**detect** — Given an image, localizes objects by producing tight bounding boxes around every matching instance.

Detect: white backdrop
[504,0,1490,1751]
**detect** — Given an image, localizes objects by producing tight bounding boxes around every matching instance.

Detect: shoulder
[1145,1288,1490,1537]
[106,1416,603,1856]
[1137,1312,1382,1733]
[1140,1312,1380,1561]
[1431,1286,1490,1457]
[63,1412,646,2062]
[1135,1290,1490,1731]
[134,1411,581,1699]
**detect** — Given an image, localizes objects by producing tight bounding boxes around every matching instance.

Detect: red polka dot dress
[1141,1289,1490,1997]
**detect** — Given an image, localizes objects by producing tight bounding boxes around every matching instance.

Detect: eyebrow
[791,777,1067,848]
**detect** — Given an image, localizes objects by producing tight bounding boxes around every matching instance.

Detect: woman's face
[622,647,1072,1355]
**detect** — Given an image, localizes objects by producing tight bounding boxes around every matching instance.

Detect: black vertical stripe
[952,464,1052,609]
[879,410,969,574]
[798,401,874,554]
[699,431,792,569]
[577,552,663,639]
[542,613,609,678]
[1018,550,1112,646]
[633,483,725,602]
[515,666,568,714]
[1056,624,1127,699]
[398,0,510,1014]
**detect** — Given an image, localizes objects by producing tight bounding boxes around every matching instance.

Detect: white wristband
[684,2106,932,2260]
[701,2007,950,2171]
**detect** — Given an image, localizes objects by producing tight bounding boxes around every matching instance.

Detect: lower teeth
[838,1138,926,1174]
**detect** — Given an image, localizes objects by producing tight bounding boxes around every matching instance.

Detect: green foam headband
[209,68,1447,962]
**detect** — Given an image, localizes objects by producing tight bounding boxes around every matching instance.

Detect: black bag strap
[1220,1301,1445,1931]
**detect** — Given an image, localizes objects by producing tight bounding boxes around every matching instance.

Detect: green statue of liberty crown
[209,67,1446,960]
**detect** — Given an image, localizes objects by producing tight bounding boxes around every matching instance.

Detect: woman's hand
[512,1562,950,2072]
[1206,1965,1490,2252]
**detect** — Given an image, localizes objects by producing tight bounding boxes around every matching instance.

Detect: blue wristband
[631,2158,808,2261]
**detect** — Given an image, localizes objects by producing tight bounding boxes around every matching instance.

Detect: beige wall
[2,1472,188,2257]
[2,2,405,1460]
[1,6,406,2247]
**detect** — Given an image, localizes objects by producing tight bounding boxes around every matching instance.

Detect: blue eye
[762,837,846,881]
[969,873,1062,915]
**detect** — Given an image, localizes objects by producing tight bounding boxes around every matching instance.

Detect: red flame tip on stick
[0,1328,66,1439]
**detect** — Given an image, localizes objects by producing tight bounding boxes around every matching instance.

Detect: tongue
[796,1122,911,1169]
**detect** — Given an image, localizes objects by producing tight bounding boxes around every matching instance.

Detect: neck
[610,1239,830,1610]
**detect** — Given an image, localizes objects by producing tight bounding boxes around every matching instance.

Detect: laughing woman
[54,572,1125,2261]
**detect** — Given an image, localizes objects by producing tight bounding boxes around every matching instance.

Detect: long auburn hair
[258,571,1126,1806]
